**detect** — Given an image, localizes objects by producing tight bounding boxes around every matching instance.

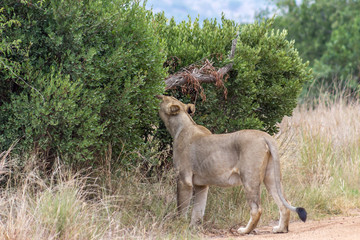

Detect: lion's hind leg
[237,183,262,234]
[263,165,290,233]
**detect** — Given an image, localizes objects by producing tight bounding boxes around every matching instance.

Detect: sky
[144,0,275,23]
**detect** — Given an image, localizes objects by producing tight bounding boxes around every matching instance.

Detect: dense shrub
[1,1,311,168]
[0,0,166,165]
[160,18,311,134]
[2,70,105,163]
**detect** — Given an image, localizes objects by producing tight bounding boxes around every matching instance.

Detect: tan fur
[156,95,306,234]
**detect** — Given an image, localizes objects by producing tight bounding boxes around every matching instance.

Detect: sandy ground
[204,211,360,240]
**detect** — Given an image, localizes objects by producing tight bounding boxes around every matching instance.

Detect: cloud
[145,0,271,23]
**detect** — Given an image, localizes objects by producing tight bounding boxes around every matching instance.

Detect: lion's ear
[186,104,195,115]
[166,103,181,115]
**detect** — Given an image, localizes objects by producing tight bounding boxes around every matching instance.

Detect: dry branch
[164,36,238,91]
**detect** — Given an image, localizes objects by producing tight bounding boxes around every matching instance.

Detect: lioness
[156,95,307,234]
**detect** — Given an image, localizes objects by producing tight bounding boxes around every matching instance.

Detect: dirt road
[205,212,360,240]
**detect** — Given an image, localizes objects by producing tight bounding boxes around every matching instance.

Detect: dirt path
[204,212,360,240]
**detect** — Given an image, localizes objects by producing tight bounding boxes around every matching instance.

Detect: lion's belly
[191,147,242,187]
[190,137,246,187]
[193,168,242,187]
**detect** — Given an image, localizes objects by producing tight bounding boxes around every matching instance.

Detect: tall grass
[0,153,195,239]
[279,90,360,217]
[1,89,359,239]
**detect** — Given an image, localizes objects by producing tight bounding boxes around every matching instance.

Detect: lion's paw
[272,225,288,233]
[237,227,251,234]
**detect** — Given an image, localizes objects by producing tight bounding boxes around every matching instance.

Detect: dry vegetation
[1,90,360,239]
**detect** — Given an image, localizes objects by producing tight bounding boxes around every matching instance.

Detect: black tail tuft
[296,207,307,222]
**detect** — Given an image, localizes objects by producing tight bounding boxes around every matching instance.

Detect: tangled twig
[175,59,228,101]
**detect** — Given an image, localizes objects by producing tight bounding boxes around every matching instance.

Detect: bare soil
[203,210,360,240]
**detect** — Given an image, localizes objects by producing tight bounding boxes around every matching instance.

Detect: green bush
[0,6,23,107]
[160,18,311,134]
[0,0,166,165]
[1,1,310,168]
[1,70,105,163]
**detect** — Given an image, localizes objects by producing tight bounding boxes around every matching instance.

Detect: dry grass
[1,91,360,239]
[0,154,195,239]
[278,92,360,218]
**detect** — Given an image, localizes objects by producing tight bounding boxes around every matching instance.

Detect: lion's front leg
[190,185,209,225]
[177,177,193,218]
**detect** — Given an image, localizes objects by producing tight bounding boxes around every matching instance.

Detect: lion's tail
[264,138,307,223]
